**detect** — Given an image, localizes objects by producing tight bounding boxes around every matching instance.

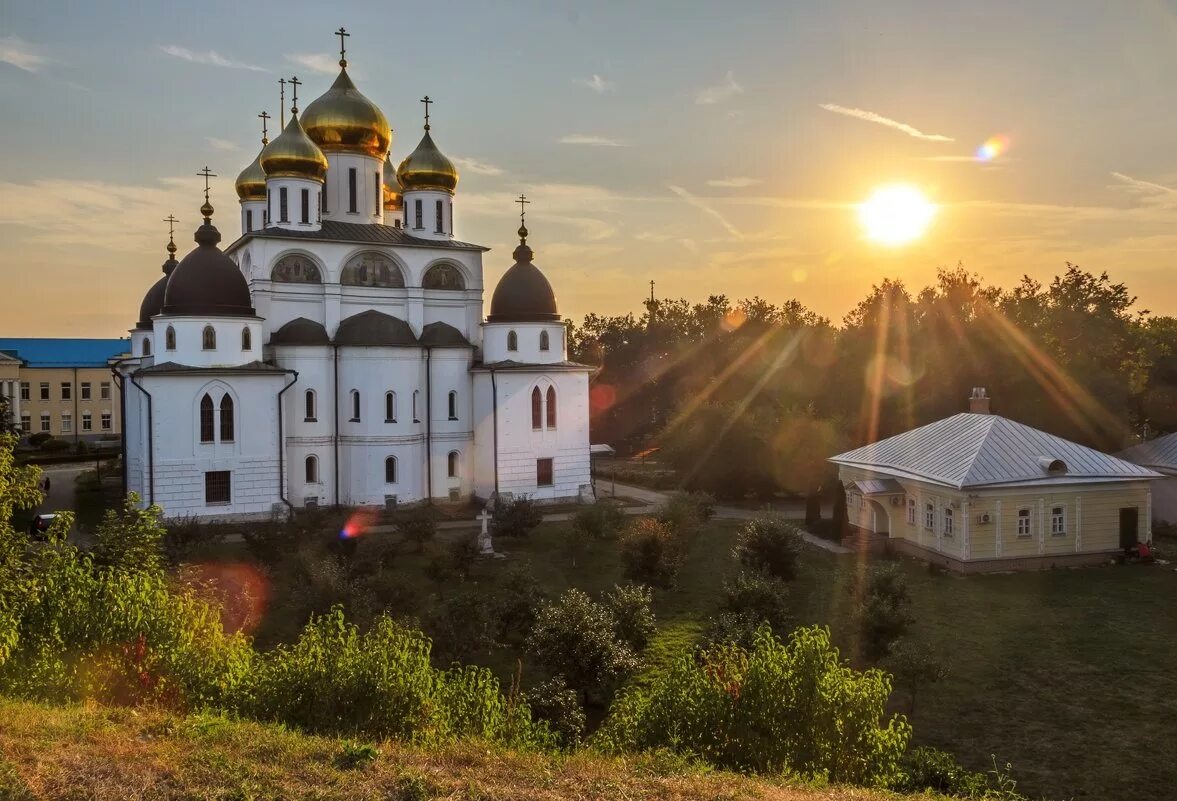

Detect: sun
[857,184,937,246]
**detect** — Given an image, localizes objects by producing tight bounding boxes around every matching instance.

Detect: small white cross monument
[476,508,495,556]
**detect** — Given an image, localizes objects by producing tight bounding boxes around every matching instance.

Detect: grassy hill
[0,698,930,801]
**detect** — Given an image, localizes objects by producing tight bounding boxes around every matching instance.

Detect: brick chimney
[968,386,991,414]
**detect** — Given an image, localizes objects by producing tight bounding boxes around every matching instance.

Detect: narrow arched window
[304,389,316,421]
[447,450,459,478]
[241,327,252,351]
[165,326,176,351]
[305,455,318,483]
[142,338,152,356]
[447,390,457,421]
[531,387,542,430]
[202,325,216,350]
[539,330,550,351]
[546,386,557,429]
[350,389,360,421]
[199,394,214,442]
[385,391,396,422]
[507,330,518,352]
[412,390,420,422]
[219,394,234,441]
[385,456,397,484]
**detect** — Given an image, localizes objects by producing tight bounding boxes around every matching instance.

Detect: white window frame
[61,412,72,434]
[924,502,935,530]
[39,413,50,432]
[906,497,916,525]
[1017,507,1032,538]
[100,411,112,431]
[943,506,954,537]
[81,411,92,431]
[1051,505,1066,536]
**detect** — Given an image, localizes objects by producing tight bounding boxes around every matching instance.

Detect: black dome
[136,256,178,330]
[270,317,330,346]
[487,243,559,323]
[162,221,255,317]
[335,310,418,346]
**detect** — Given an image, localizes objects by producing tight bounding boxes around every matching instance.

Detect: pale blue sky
[6,0,1177,335]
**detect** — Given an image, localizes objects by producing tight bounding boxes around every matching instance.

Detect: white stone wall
[321,152,384,225]
[482,322,567,363]
[240,200,265,235]
[401,189,454,241]
[264,177,322,232]
[151,316,265,368]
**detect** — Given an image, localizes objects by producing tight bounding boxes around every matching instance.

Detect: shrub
[656,491,714,535]
[491,565,547,645]
[707,570,791,648]
[396,506,437,553]
[26,432,51,448]
[885,638,948,716]
[525,675,586,749]
[40,438,70,454]
[596,626,911,787]
[572,500,626,541]
[429,589,495,664]
[240,513,304,565]
[619,517,683,588]
[733,515,802,581]
[492,495,543,539]
[161,515,224,565]
[335,740,380,770]
[603,583,656,652]
[893,746,990,797]
[856,563,913,662]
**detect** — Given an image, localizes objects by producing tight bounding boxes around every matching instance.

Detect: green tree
[707,570,792,648]
[618,517,683,588]
[492,495,543,539]
[885,638,948,716]
[857,563,914,662]
[733,515,802,581]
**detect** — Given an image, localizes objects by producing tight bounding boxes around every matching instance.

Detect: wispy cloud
[285,52,338,75]
[707,177,762,188]
[0,36,48,72]
[696,71,743,105]
[819,103,953,142]
[158,45,266,72]
[207,137,239,152]
[1109,171,1177,210]
[452,156,504,177]
[667,184,741,239]
[559,134,630,147]
[579,74,614,93]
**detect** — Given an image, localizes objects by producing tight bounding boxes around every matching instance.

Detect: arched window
[142,338,151,356]
[412,390,420,422]
[422,263,465,290]
[341,252,405,287]
[447,450,459,478]
[271,254,322,283]
[305,455,318,483]
[199,394,214,442]
[531,387,542,430]
[507,330,518,352]
[447,390,458,421]
[304,389,316,422]
[384,456,397,484]
[202,325,216,350]
[165,326,176,351]
[385,391,396,422]
[350,389,361,421]
[219,394,234,442]
[241,327,252,351]
[546,386,557,429]
[539,330,550,351]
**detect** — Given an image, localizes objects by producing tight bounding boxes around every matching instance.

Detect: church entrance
[866,498,891,536]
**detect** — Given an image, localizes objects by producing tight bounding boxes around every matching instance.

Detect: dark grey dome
[420,321,471,348]
[136,256,178,330]
[162,220,255,317]
[335,310,418,346]
[487,243,559,323]
[270,317,330,346]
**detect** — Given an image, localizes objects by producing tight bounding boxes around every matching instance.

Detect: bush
[619,517,683,588]
[596,626,911,787]
[656,491,714,535]
[572,500,627,541]
[491,565,547,645]
[733,515,802,581]
[163,515,223,565]
[395,506,436,553]
[429,589,495,664]
[707,570,792,648]
[524,675,586,749]
[40,438,70,453]
[893,746,990,797]
[885,638,947,716]
[856,563,913,662]
[492,495,543,539]
[27,432,51,448]
[603,583,656,652]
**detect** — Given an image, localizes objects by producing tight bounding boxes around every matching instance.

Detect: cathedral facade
[119,44,593,519]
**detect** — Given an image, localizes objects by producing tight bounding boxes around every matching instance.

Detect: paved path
[30,463,87,542]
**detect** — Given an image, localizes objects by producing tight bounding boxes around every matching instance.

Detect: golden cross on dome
[336,26,350,67]
[516,193,529,225]
[420,95,432,130]
[289,75,302,115]
[163,214,178,239]
[279,78,286,127]
[196,167,216,201]
[258,110,270,145]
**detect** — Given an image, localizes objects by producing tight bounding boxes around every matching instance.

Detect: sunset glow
[857,184,938,246]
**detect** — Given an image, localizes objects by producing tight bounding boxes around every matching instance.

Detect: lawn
[193,517,1177,801]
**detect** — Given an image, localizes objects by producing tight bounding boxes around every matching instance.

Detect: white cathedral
[119,43,593,519]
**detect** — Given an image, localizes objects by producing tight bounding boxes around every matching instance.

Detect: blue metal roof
[0,338,130,368]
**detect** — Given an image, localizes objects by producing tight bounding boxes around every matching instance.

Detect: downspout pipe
[277,369,299,514]
[425,346,433,504]
[110,357,131,494]
[490,367,499,496]
[333,344,340,508]
[128,373,154,505]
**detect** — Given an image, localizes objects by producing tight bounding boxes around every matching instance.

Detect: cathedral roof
[301,67,391,160]
[224,219,486,253]
[419,321,471,348]
[162,215,256,318]
[269,317,330,346]
[397,129,459,193]
[260,113,328,182]
[134,360,287,376]
[487,240,559,323]
[334,310,418,346]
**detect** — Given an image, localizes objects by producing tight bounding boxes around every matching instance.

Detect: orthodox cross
[196,167,216,202]
[420,95,432,130]
[516,193,529,226]
[279,78,286,127]
[649,280,656,304]
[289,75,301,115]
[258,110,270,145]
[163,214,178,241]
[336,26,349,67]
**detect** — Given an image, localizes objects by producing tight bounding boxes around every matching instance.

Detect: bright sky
[5,0,1177,336]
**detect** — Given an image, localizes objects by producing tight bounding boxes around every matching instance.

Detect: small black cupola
[487,209,559,323]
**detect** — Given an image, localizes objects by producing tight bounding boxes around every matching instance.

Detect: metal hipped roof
[1118,432,1177,472]
[829,412,1160,489]
[851,478,904,495]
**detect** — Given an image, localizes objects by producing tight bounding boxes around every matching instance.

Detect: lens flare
[976,134,1010,162]
[340,506,380,540]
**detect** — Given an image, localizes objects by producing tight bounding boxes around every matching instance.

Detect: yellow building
[828,389,1159,573]
[0,339,130,444]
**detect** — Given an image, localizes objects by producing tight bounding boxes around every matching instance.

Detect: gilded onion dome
[383,152,403,212]
[301,68,391,159]
[397,129,459,193]
[260,113,328,182]
[235,149,267,201]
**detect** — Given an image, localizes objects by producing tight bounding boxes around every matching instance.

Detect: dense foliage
[856,563,914,662]
[733,515,803,581]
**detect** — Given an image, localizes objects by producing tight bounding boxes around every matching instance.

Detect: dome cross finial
[335,26,350,68]
[516,193,530,243]
[420,95,432,130]
[258,110,270,145]
[279,78,286,128]
[163,214,179,255]
[289,75,302,116]
[196,166,217,220]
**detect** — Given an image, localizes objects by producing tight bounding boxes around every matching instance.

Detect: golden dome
[301,68,391,159]
[383,153,403,212]
[235,147,267,201]
[397,129,459,193]
[260,114,328,182]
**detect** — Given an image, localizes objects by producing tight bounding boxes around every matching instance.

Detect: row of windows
[18,381,111,402]
[905,496,1068,538]
[334,389,436,423]
[145,326,252,357]
[20,411,112,434]
[507,330,552,352]
[406,198,449,234]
